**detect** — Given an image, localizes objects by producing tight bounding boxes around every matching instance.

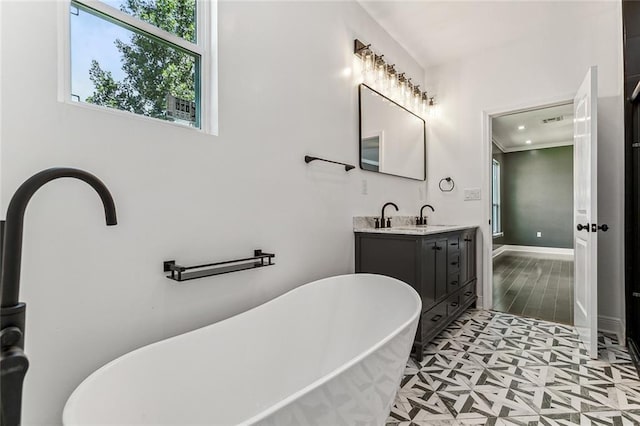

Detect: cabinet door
[435,238,448,301]
[421,239,437,312]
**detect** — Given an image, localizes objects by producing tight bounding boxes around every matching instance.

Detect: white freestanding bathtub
[63,273,421,425]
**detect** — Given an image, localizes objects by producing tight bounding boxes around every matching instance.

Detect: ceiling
[358,1,616,67]
[492,103,574,152]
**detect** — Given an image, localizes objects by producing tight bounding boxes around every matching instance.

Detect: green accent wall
[502,145,574,248]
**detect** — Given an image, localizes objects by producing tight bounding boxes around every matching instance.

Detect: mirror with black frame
[359,84,426,180]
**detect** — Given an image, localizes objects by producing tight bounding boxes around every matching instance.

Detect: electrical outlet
[464,188,481,201]
[536,232,542,238]
[361,179,368,195]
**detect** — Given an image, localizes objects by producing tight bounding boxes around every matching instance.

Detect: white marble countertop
[352,217,477,235]
[353,224,477,235]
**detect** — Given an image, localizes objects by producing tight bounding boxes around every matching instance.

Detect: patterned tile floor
[387,309,640,426]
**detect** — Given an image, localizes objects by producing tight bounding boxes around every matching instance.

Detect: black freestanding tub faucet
[0,168,117,426]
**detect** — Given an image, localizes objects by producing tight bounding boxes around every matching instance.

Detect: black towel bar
[304,155,355,172]
[164,249,275,282]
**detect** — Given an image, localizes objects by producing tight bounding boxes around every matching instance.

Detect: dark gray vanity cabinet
[355,228,477,361]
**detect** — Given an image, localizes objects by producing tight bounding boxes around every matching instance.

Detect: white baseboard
[492,246,508,258]
[598,315,625,342]
[496,245,574,256]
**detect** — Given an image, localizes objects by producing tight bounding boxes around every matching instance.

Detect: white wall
[424,2,625,335]
[0,1,429,423]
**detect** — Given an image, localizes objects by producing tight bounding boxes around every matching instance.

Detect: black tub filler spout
[0,168,117,426]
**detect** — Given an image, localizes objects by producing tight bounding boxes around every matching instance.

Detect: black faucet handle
[374,217,380,229]
[386,217,392,228]
[1,344,29,426]
[0,326,23,348]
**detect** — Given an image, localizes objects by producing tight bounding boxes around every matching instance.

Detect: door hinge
[633,292,640,298]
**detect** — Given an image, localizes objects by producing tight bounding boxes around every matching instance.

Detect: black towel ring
[439,177,455,192]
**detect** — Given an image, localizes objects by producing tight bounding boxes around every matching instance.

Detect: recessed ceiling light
[525,140,532,144]
[518,125,525,130]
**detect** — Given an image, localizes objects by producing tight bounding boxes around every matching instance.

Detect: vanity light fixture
[525,140,532,144]
[387,64,398,92]
[405,79,414,106]
[421,92,429,115]
[354,38,435,119]
[398,73,407,103]
[518,125,526,130]
[358,43,375,82]
[428,97,439,118]
[413,85,422,110]
[363,48,374,73]
[374,54,386,89]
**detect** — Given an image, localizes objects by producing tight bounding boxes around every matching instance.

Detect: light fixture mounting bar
[354,39,369,55]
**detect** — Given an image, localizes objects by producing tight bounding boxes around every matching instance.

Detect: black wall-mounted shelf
[164,249,275,282]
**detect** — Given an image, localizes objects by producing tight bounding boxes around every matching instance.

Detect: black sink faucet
[418,204,435,225]
[380,202,399,228]
[0,168,117,426]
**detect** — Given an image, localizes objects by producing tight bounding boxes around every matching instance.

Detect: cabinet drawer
[446,293,460,315]
[421,302,447,339]
[461,282,476,305]
[448,273,460,293]
[449,253,460,273]
[448,236,460,251]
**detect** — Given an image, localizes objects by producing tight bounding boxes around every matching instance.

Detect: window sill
[61,99,218,136]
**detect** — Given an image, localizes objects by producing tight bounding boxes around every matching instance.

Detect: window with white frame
[492,159,502,236]
[68,0,213,130]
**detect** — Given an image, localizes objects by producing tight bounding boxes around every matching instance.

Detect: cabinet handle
[432,246,442,251]
[450,281,458,286]
[451,302,459,307]
[431,314,442,322]
[450,242,458,246]
[464,291,473,296]
[451,261,459,266]
[464,238,472,242]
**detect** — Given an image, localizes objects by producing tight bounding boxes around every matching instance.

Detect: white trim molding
[496,140,574,153]
[497,245,574,256]
[492,137,507,153]
[492,246,508,258]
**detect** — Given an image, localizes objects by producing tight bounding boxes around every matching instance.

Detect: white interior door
[574,66,598,359]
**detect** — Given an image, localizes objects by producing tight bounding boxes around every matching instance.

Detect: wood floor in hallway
[493,251,574,325]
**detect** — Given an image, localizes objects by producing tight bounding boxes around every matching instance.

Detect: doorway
[490,103,575,325]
